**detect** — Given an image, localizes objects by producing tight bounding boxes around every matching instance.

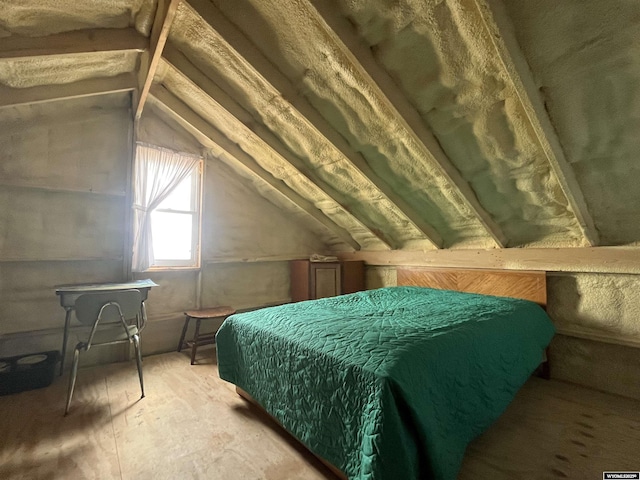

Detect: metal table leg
[60,307,72,376]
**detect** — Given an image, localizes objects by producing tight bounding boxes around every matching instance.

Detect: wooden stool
[178,306,236,364]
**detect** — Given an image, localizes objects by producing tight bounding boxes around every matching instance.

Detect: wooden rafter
[184,0,443,249]
[0,73,136,109]
[149,85,362,251]
[156,56,395,248]
[135,0,182,120]
[0,28,146,59]
[472,0,599,246]
[163,45,252,122]
[308,0,507,248]
[160,47,402,248]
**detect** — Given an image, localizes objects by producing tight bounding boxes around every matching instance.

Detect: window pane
[150,211,193,260]
[156,173,193,211]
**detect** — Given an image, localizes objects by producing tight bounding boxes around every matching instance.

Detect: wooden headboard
[397,267,547,308]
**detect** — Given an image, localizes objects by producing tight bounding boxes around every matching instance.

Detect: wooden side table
[178,306,236,364]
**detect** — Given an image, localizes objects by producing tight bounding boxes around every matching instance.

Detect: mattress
[216,286,555,480]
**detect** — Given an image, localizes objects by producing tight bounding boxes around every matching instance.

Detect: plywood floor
[1,350,639,480]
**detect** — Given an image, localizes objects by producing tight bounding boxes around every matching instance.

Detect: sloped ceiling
[1,0,639,252]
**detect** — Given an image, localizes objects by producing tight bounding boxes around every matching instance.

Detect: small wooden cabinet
[290,259,365,302]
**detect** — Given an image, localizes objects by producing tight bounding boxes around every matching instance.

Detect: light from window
[150,211,193,260]
[149,164,201,268]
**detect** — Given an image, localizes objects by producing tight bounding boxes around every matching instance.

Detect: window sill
[142,265,202,272]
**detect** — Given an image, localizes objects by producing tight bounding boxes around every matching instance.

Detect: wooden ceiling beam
[184,0,443,249]
[162,45,253,132]
[339,247,640,274]
[473,0,599,246]
[135,0,181,120]
[0,73,136,108]
[0,28,147,59]
[149,85,362,251]
[308,0,508,248]
[161,48,397,250]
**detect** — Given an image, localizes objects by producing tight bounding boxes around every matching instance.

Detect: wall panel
[201,262,290,311]
[548,273,640,342]
[0,260,124,337]
[133,270,199,319]
[550,335,640,401]
[0,94,131,360]
[0,101,130,194]
[0,188,125,260]
[201,160,332,261]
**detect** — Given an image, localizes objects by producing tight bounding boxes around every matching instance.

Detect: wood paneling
[0,352,335,480]
[0,260,124,336]
[201,262,291,310]
[133,270,199,318]
[0,96,130,194]
[5,352,634,479]
[0,188,125,261]
[549,334,640,401]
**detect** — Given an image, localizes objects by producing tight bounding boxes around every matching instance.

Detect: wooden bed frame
[396,266,547,307]
[234,267,548,479]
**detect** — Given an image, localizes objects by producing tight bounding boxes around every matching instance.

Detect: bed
[216,267,555,480]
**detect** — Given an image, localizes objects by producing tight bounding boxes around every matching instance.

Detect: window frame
[147,159,203,270]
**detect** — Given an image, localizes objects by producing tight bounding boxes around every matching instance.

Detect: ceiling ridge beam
[156,58,398,249]
[0,73,136,108]
[306,0,507,248]
[473,0,599,246]
[149,85,363,251]
[162,48,419,250]
[136,0,182,120]
[338,246,640,274]
[183,0,442,249]
[0,28,147,59]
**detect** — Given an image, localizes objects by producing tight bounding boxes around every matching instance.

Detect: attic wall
[130,109,333,356]
[547,273,640,400]
[0,98,335,365]
[366,265,640,400]
[0,94,131,363]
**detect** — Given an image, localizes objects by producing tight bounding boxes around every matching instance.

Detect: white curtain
[132,143,200,272]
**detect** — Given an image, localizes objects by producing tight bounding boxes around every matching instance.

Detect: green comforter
[216,287,555,480]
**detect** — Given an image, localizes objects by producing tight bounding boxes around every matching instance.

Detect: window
[132,143,202,271]
[149,164,202,267]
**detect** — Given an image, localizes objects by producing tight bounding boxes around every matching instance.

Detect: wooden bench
[177,306,236,364]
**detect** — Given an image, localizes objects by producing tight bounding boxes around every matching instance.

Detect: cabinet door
[290,260,311,302]
[311,263,341,299]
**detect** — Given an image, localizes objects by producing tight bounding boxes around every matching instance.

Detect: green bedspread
[216,286,555,480]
